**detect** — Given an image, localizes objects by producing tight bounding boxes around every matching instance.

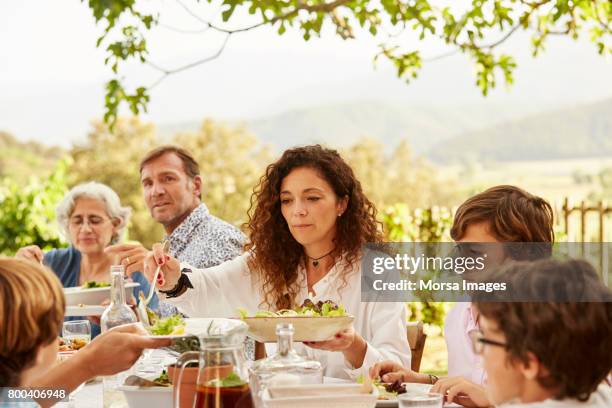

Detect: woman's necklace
[307,248,335,267]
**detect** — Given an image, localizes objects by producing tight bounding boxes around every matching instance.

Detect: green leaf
[206,372,246,388]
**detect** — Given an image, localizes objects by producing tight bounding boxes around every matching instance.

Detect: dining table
[54,349,458,408]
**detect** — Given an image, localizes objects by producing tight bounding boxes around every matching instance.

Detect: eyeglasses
[69,216,110,228]
[469,329,508,355]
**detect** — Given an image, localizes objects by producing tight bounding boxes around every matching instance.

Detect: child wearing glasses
[464,259,611,407]
[372,258,612,407]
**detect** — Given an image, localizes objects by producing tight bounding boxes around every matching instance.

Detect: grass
[419,332,448,377]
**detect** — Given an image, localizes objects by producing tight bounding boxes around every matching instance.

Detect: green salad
[153,370,171,387]
[238,299,346,318]
[206,372,247,388]
[148,314,186,336]
[357,375,407,399]
[82,281,111,289]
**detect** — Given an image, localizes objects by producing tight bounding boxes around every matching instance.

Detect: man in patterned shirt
[140,145,245,266]
[106,145,244,275]
[137,145,253,357]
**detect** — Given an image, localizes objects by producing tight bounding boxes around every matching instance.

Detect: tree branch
[158,22,210,34]
[480,23,522,49]
[593,0,612,32]
[175,0,352,35]
[145,0,354,88]
[453,0,547,52]
[147,33,231,89]
[422,49,460,62]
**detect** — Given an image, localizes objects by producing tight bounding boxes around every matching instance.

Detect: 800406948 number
[2,388,68,402]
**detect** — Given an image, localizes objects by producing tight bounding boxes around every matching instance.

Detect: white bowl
[118,385,172,408]
[63,282,140,306]
[263,383,378,408]
[240,315,354,342]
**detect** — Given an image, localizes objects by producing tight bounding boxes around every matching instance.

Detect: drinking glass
[398,392,444,408]
[62,320,91,349]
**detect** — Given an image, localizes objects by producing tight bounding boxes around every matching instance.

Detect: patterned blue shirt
[166,203,245,268]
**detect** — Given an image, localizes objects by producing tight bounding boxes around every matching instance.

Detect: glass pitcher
[174,318,253,408]
[249,323,323,407]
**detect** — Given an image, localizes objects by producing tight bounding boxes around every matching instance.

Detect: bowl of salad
[119,371,173,408]
[237,299,354,342]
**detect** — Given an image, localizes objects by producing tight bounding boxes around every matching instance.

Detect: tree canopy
[83,0,611,127]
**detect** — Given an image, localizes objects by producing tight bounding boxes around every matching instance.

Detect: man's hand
[431,376,491,407]
[105,243,149,277]
[15,245,44,264]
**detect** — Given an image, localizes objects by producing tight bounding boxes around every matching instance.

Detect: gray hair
[56,182,132,245]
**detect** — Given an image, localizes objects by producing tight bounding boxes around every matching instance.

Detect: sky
[1,0,611,147]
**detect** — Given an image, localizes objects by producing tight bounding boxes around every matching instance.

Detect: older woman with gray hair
[15,181,158,337]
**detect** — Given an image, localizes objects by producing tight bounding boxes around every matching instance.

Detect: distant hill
[0,131,65,182]
[159,100,542,154]
[428,98,612,163]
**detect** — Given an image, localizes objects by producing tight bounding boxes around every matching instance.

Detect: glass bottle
[249,323,323,408]
[101,265,137,331]
[101,265,138,408]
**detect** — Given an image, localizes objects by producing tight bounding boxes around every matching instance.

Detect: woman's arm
[353,301,412,376]
[305,301,411,379]
[143,246,260,317]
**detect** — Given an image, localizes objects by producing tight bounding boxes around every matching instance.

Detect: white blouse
[162,253,411,380]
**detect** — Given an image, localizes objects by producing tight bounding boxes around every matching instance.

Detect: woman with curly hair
[145,145,411,379]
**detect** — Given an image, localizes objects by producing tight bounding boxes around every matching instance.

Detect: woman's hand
[369,361,431,384]
[304,327,356,351]
[143,242,181,290]
[431,376,491,407]
[304,327,367,368]
[15,245,44,263]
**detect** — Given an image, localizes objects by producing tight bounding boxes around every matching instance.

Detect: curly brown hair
[244,145,384,310]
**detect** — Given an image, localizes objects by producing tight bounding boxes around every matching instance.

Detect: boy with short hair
[371,185,556,389]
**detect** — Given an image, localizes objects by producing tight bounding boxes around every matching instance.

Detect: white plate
[64,282,140,306]
[240,315,354,342]
[146,317,247,339]
[375,383,433,407]
[118,385,172,408]
[145,333,192,340]
[376,400,398,407]
[264,384,378,408]
[65,304,106,316]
